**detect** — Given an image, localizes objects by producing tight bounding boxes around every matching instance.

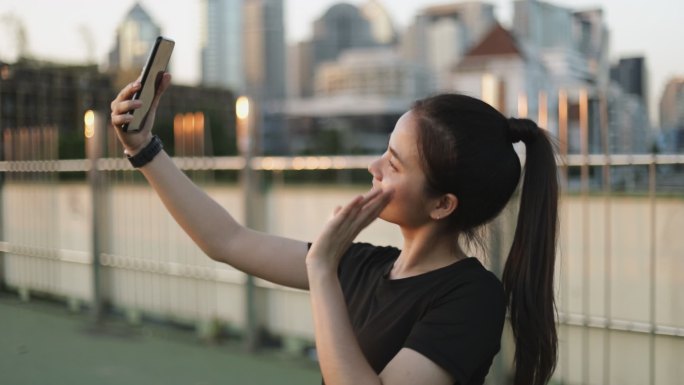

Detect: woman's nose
[368,157,382,181]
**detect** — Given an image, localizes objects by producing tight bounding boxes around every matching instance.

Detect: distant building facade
[660,77,684,131]
[451,23,551,126]
[0,60,114,159]
[659,77,684,152]
[315,48,431,99]
[0,59,235,159]
[311,3,377,71]
[361,0,399,45]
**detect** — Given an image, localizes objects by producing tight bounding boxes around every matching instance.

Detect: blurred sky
[0,0,682,125]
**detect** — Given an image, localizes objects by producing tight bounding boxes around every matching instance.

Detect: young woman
[110,73,558,385]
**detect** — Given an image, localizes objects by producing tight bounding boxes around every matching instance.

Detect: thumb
[150,72,172,110]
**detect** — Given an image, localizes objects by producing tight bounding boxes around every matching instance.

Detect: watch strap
[126,135,163,168]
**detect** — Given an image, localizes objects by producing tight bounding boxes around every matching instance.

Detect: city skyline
[0,0,682,125]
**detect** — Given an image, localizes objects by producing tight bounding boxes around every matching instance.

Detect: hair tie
[508,118,539,144]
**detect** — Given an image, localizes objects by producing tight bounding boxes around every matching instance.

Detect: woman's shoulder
[343,242,400,263]
[338,242,400,282]
[434,257,505,305]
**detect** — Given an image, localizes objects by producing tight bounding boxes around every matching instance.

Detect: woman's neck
[391,225,466,280]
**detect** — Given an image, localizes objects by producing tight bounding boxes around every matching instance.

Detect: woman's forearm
[308,267,382,385]
[139,150,242,259]
[137,150,310,289]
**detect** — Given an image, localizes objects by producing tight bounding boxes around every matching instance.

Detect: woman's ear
[430,193,458,220]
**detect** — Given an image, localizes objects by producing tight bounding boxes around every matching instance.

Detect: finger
[111,99,143,116]
[156,72,172,95]
[355,190,393,227]
[333,206,342,215]
[337,189,386,223]
[362,188,393,208]
[114,81,141,104]
[360,188,383,204]
[110,113,134,128]
[337,195,364,216]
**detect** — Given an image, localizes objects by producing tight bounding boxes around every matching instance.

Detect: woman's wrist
[306,258,338,280]
[123,134,154,157]
[125,135,164,168]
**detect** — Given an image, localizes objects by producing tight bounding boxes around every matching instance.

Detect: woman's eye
[388,159,398,171]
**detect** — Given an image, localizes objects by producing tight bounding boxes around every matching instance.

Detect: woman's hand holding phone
[110,72,171,156]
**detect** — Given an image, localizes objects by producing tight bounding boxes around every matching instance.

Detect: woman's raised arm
[110,74,310,290]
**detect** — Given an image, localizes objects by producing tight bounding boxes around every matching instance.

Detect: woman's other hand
[306,188,393,274]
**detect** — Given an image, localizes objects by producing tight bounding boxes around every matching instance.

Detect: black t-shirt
[336,242,506,385]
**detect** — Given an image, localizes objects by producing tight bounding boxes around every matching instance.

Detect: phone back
[126,38,174,132]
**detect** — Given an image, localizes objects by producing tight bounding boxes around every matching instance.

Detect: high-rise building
[200,0,286,154]
[287,41,314,99]
[511,0,631,155]
[243,0,286,100]
[108,3,161,72]
[659,78,684,131]
[201,0,285,100]
[611,57,648,105]
[512,0,600,84]
[401,2,496,90]
[201,0,243,91]
[107,2,162,90]
[513,0,575,50]
[573,9,611,89]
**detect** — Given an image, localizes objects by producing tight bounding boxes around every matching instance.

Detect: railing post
[0,130,5,291]
[579,88,591,385]
[85,110,106,323]
[600,90,612,385]
[236,96,267,352]
[648,158,657,385]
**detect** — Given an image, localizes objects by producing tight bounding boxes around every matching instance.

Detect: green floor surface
[0,293,320,385]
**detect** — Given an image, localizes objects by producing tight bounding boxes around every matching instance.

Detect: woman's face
[368,110,434,228]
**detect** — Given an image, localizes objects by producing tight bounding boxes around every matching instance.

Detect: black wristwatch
[125,135,164,168]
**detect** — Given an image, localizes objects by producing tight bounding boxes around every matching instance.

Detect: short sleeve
[404,274,506,384]
[337,242,398,286]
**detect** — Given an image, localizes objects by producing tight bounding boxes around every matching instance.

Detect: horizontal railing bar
[1,154,683,173]
[558,312,684,337]
[3,241,683,337]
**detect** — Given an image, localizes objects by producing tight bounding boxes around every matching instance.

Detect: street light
[84,110,95,139]
[235,96,250,155]
[236,96,250,120]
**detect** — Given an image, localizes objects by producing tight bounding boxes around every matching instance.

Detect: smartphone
[122,36,175,132]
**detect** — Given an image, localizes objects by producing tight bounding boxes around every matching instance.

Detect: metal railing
[1,128,683,384]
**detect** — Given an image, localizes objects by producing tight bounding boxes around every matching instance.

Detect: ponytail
[502,118,559,385]
[411,95,559,384]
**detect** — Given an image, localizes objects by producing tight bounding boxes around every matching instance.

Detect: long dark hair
[411,94,558,385]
